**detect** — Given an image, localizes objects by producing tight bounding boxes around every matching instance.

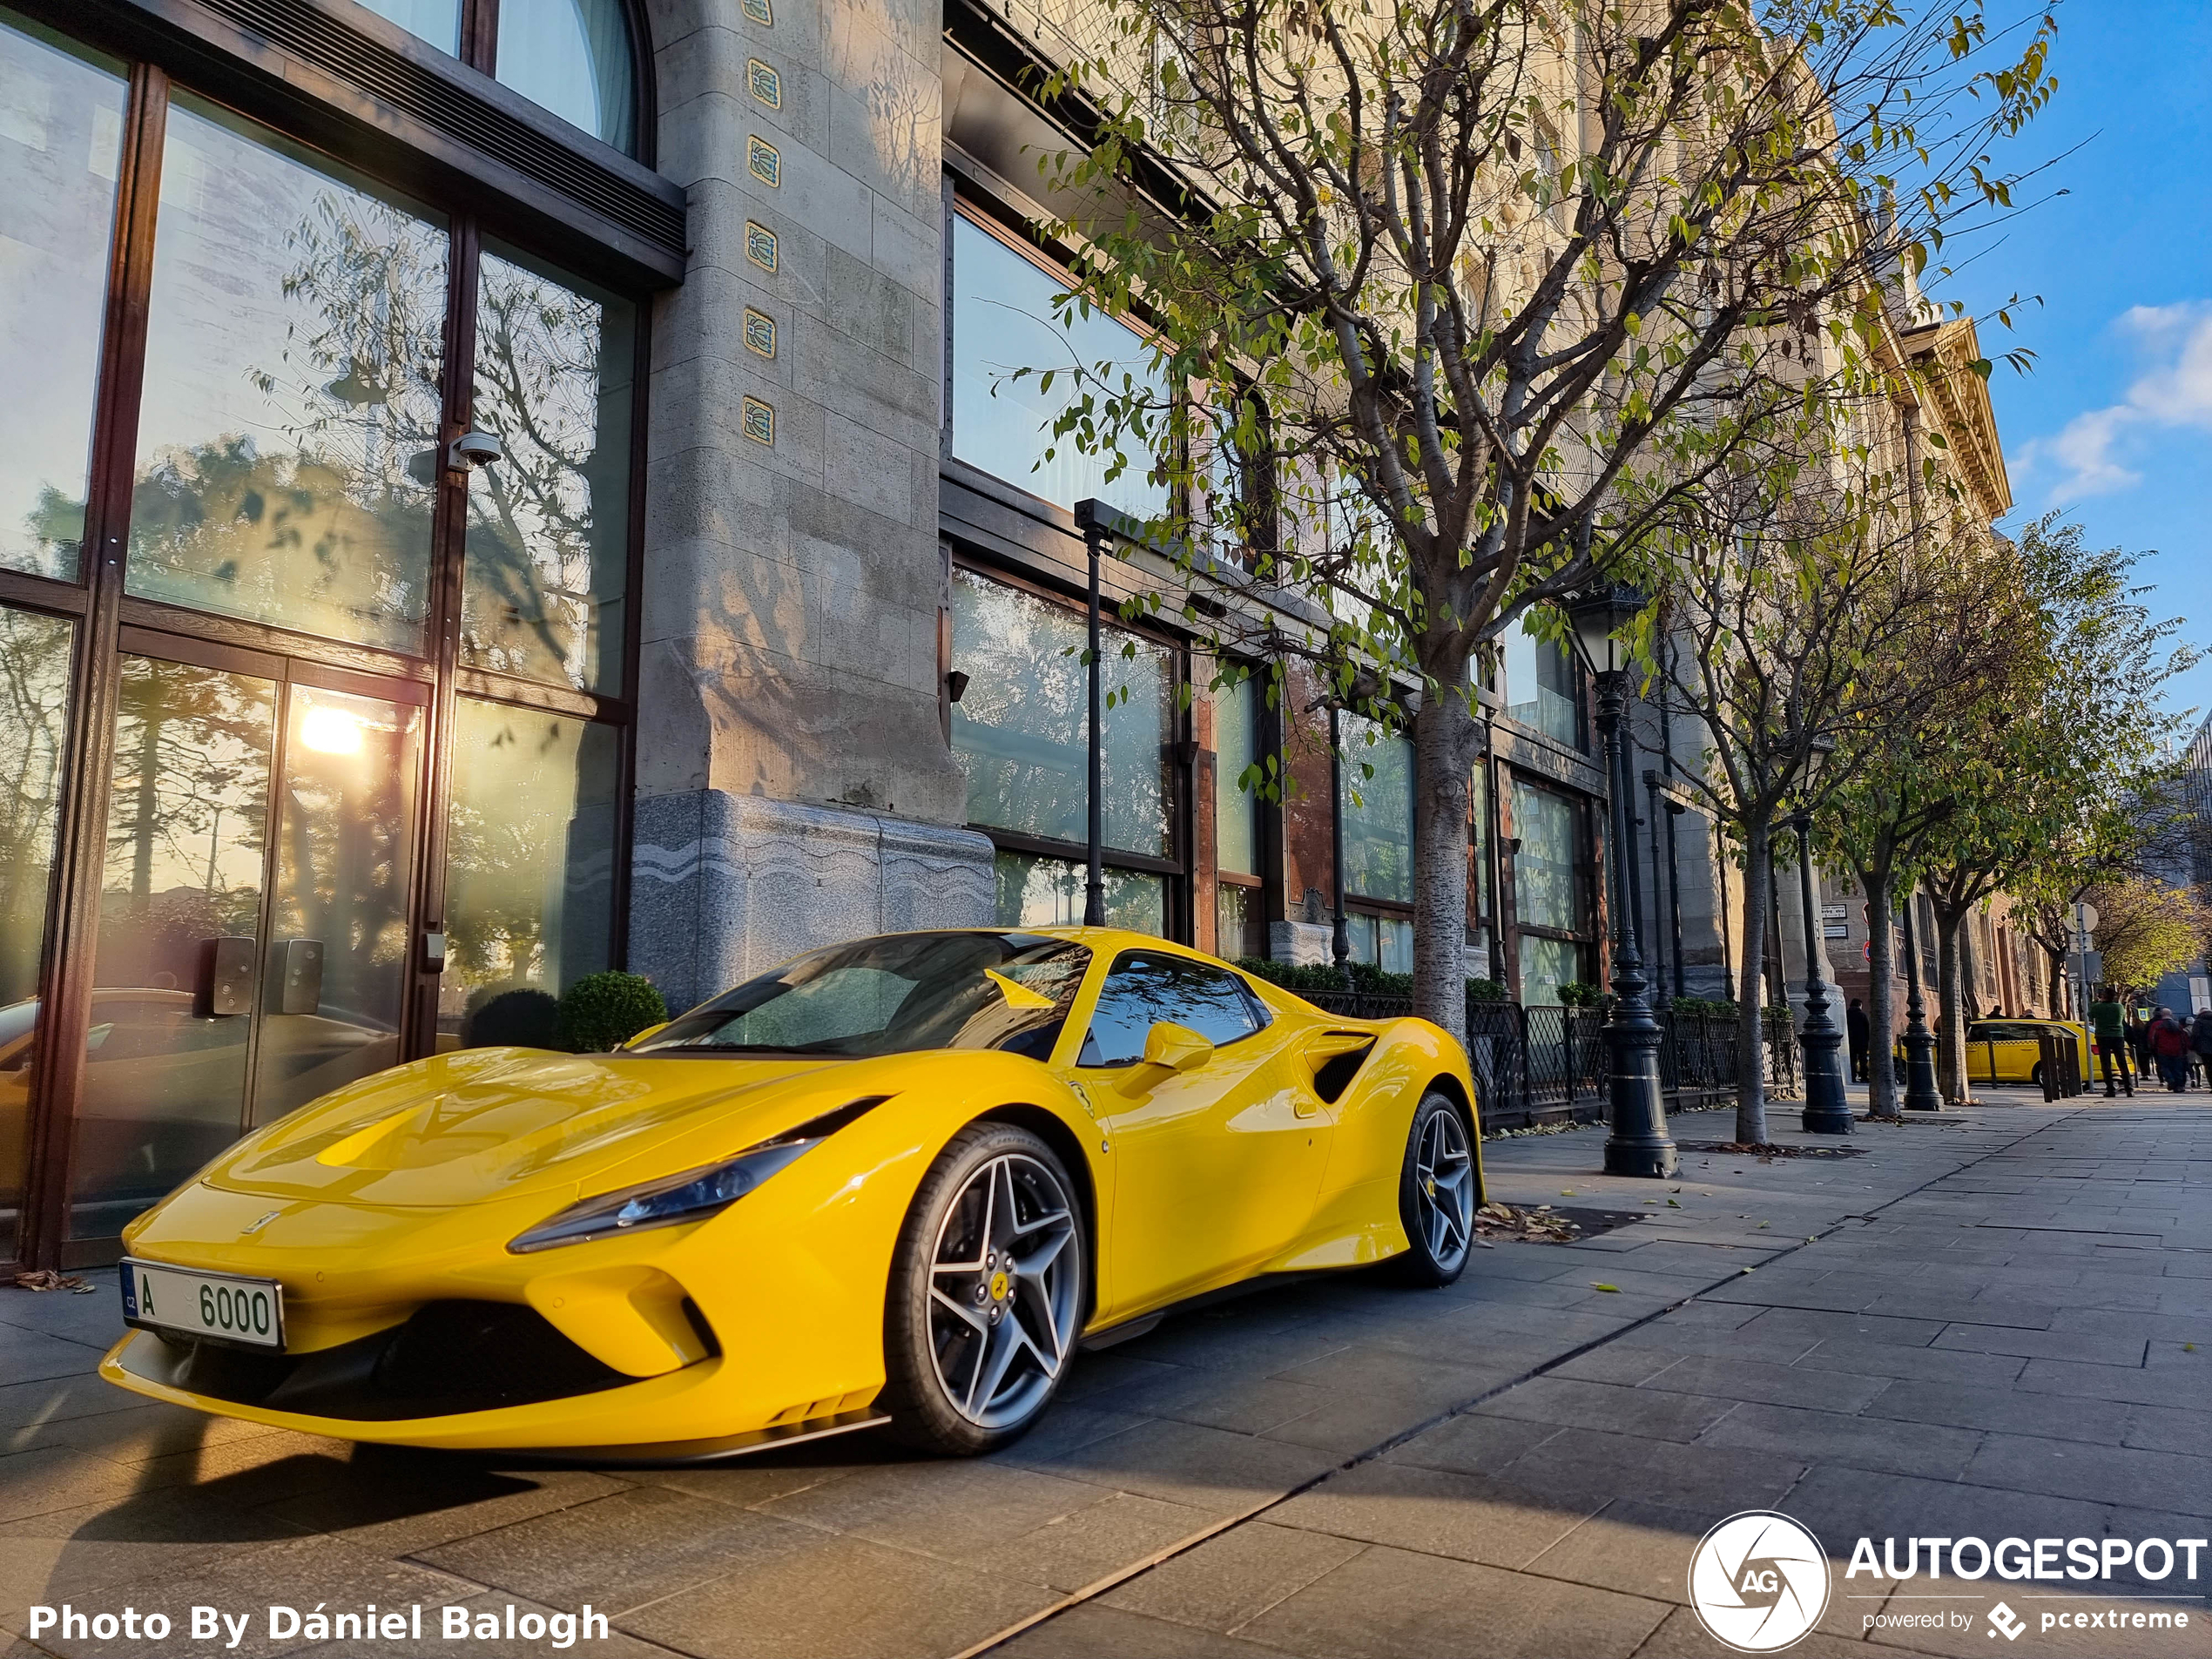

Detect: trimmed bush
[558,971,669,1053]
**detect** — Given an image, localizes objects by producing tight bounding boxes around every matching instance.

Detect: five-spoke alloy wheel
[1392,1091,1477,1285]
[882,1123,1083,1453]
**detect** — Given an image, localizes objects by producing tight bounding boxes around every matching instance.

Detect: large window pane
[462,243,635,695]
[442,699,619,1047]
[1519,934,1587,1005]
[993,851,1166,939]
[353,0,461,53]
[1339,716,1413,903]
[498,0,638,155]
[0,17,125,581]
[0,608,75,1255]
[952,570,1171,857]
[1502,618,1583,749]
[128,96,447,654]
[952,215,1168,521]
[1511,779,1584,933]
[1214,674,1258,876]
[76,658,276,1238]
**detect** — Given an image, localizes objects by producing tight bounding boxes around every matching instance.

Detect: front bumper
[102,1152,908,1453]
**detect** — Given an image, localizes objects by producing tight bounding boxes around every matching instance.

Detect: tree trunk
[1735,817,1771,1143]
[1863,867,1899,1120]
[2045,949,2064,1018]
[1412,681,1476,1045]
[1935,905,1967,1103]
[1960,915,1983,1019]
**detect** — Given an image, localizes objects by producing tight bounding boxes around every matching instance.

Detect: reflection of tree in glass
[463,253,631,691]
[98,661,274,995]
[443,711,567,991]
[127,191,446,650]
[0,612,75,1001]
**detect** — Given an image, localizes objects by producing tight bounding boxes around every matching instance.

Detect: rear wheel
[880,1123,1084,1454]
[2030,1061,2046,1089]
[1390,1092,1476,1286]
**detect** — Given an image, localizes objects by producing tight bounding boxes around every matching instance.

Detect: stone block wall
[633,0,992,988]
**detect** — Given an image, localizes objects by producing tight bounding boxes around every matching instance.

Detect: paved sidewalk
[3,1094,2206,1659]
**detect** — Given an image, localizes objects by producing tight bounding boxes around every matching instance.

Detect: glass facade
[993,851,1167,937]
[951,569,1172,857]
[0,11,644,1259]
[0,608,75,1255]
[348,0,637,157]
[462,243,636,693]
[498,0,638,155]
[951,214,1169,522]
[129,97,448,654]
[442,700,619,1045]
[1502,618,1584,749]
[0,17,123,583]
[1214,674,1258,875]
[1513,779,1591,1002]
[1339,716,1413,904]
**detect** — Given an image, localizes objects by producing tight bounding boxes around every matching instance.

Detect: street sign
[2075,901,2099,932]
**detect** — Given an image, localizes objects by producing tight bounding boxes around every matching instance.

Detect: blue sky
[1931,0,2211,729]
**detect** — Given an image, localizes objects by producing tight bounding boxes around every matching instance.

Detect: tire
[880,1123,1085,1455]
[1389,1092,1477,1287]
[2029,1062,2045,1089]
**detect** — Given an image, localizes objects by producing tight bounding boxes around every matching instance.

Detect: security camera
[448,429,504,470]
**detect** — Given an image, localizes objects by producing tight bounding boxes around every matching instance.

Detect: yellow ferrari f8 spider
[103,929,1482,1458]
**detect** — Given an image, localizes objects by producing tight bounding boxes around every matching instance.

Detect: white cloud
[2010,300,2212,503]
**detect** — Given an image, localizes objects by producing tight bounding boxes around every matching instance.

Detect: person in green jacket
[2088,988,2132,1097]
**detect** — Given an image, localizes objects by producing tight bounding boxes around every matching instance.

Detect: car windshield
[631,933,1093,1061]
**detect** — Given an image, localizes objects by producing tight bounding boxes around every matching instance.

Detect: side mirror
[1141,1021,1214,1073]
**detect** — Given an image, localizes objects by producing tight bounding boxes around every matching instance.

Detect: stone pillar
[635,0,990,1001]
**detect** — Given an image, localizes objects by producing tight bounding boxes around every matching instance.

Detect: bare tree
[1012,0,2054,1037]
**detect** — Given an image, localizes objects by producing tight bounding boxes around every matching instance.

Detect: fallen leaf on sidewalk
[1592,1283,1620,1292]
[3,1269,95,1293]
[1667,1198,1682,1207]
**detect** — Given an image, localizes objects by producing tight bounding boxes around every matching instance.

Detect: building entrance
[67,644,425,1238]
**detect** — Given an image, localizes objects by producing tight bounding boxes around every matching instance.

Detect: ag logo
[1688,1510,1832,1652]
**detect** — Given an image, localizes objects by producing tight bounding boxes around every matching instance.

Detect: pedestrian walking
[2128,1010,2153,1079]
[2088,988,2133,1097]
[2193,1008,2212,1088]
[1846,997,1870,1082]
[2148,1008,2192,1092]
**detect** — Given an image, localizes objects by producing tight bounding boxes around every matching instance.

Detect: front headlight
[509,1096,887,1253]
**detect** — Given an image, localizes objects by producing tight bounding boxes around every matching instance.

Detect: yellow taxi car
[101,928,1480,1460]
[1963,1018,2092,1087]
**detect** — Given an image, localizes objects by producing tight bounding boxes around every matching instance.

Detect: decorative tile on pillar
[747,59,782,109]
[747,136,780,189]
[741,396,774,445]
[743,307,777,359]
[745,221,779,273]
[741,0,772,24]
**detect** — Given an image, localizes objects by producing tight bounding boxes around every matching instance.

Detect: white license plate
[120,1258,284,1350]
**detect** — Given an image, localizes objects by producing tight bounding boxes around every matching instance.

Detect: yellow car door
[1069,949,1331,1320]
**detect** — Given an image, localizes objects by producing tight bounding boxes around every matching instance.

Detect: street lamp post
[1076,502,1109,927]
[1788,737,1851,1134]
[1568,583,1679,1178]
[1328,699,1352,988]
[1899,890,1943,1110]
[1643,769,1669,1008]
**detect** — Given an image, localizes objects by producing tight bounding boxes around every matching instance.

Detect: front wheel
[2029,1062,2046,1089]
[1390,1092,1477,1286]
[880,1123,1084,1454]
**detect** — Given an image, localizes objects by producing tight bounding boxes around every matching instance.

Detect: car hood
[199,1047,857,1208]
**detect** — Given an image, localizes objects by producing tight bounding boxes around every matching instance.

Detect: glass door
[69,651,421,1238]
